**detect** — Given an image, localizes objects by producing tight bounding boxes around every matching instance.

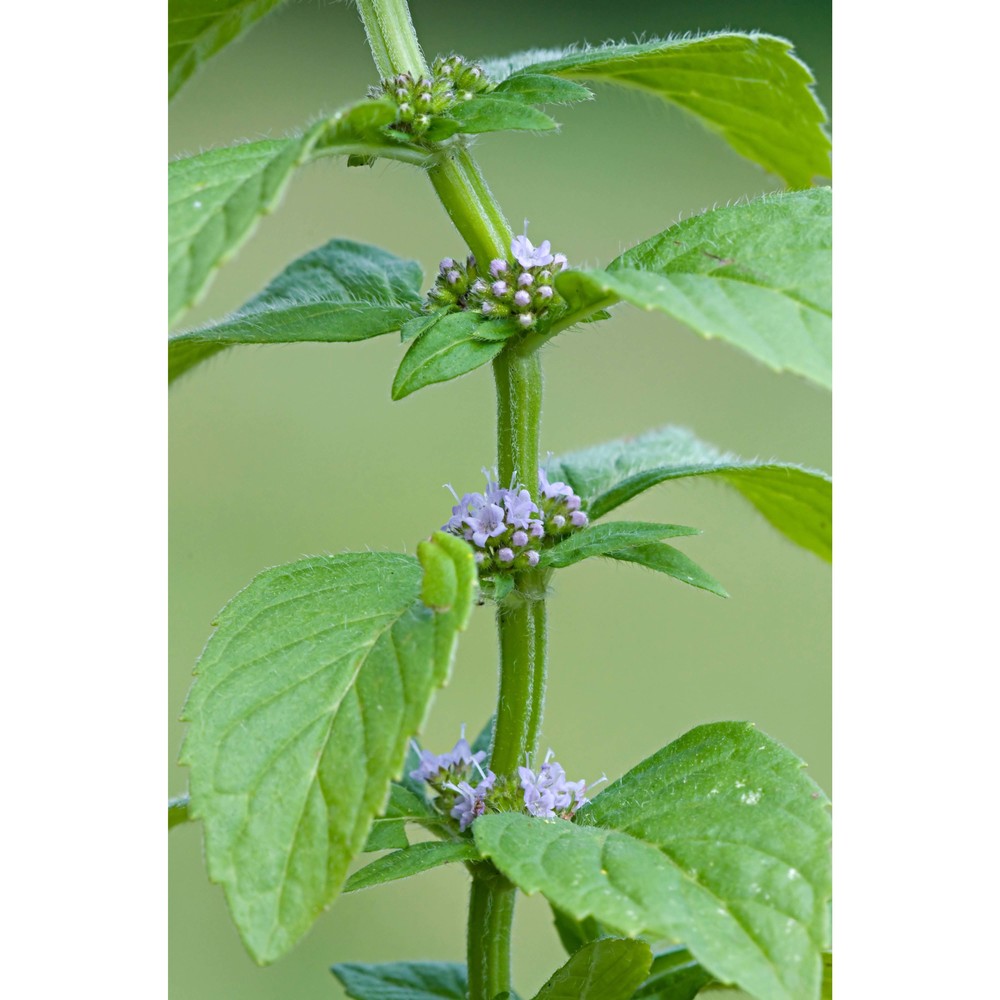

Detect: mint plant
[169,2,832,998]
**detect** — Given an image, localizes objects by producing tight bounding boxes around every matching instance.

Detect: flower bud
[498,548,515,564]
[512,530,528,547]
[491,280,508,296]
[513,290,531,308]
[489,259,508,277]
[517,271,533,287]
[517,312,535,328]
[537,285,553,300]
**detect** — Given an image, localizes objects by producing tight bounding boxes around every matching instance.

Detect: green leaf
[344,841,479,893]
[449,96,558,134]
[332,962,468,1000]
[169,0,287,100]
[538,522,700,569]
[169,124,323,327]
[606,544,728,598]
[470,715,495,763]
[558,189,831,388]
[401,311,444,344]
[551,905,607,956]
[475,722,831,1000]
[169,239,424,383]
[546,425,831,561]
[168,793,191,830]
[392,312,517,400]
[362,783,437,852]
[633,945,714,999]
[485,33,830,188]
[179,551,473,964]
[492,74,594,105]
[821,953,832,1000]
[533,938,652,1000]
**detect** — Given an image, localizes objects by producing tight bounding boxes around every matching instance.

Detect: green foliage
[538,522,700,568]
[474,722,831,1000]
[558,189,831,388]
[632,945,714,1000]
[345,841,480,893]
[606,543,728,597]
[168,793,190,830]
[392,313,518,400]
[168,0,287,99]
[493,75,593,105]
[362,783,437,852]
[169,125,324,327]
[179,551,474,964]
[449,97,558,134]
[532,939,652,1000]
[332,962,470,1000]
[547,425,831,561]
[550,906,606,956]
[484,33,830,188]
[169,239,424,382]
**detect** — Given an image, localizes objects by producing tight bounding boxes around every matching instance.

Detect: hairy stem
[356,4,547,996]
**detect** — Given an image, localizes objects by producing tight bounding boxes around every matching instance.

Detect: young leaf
[532,938,652,1000]
[169,124,323,327]
[362,782,437,852]
[362,819,408,853]
[558,189,832,388]
[180,551,474,964]
[484,33,830,188]
[546,425,831,561]
[475,722,831,1000]
[169,239,424,383]
[168,793,190,830]
[493,74,594,105]
[344,841,480,893]
[332,962,469,1000]
[401,311,444,344]
[169,0,287,99]
[392,313,517,400]
[470,715,496,764]
[538,522,700,569]
[821,952,832,1000]
[632,945,714,1000]
[449,96,558,134]
[605,544,728,598]
[551,905,607,956]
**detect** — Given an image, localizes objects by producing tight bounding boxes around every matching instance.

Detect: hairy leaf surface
[392,313,517,400]
[539,522,700,569]
[475,723,831,1000]
[450,96,558,134]
[558,189,831,388]
[362,783,437,852]
[532,938,652,1000]
[632,945,714,1000]
[169,0,287,99]
[180,550,473,963]
[345,841,479,893]
[547,425,831,561]
[332,962,469,1000]
[606,543,728,597]
[484,33,829,187]
[169,239,424,382]
[492,74,593,105]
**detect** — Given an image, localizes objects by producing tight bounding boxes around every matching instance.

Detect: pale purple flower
[513,290,531,308]
[491,280,508,296]
[525,550,540,567]
[551,514,566,529]
[517,312,534,328]
[519,751,597,818]
[570,510,588,528]
[439,257,455,272]
[510,226,555,269]
[481,302,494,315]
[529,520,545,538]
[447,771,496,831]
[552,253,568,271]
[489,259,508,277]
[537,285,553,300]
[470,278,487,294]
[446,269,461,286]
[538,469,575,502]
[464,502,506,547]
[498,547,514,564]
[517,272,533,287]
[504,489,538,529]
[511,530,528,548]
[410,745,448,781]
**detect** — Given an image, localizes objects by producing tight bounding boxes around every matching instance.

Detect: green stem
[466,865,516,999]
[355,0,427,79]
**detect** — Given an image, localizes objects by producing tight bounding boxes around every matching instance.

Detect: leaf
[179,549,474,964]
[558,189,831,388]
[401,311,444,344]
[169,239,424,383]
[470,715,495,763]
[492,74,594,105]
[538,522,700,569]
[485,34,830,188]
[169,0,287,100]
[551,905,606,956]
[169,125,322,327]
[449,96,558,134]
[605,544,728,598]
[332,962,468,1000]
[392,312,517,400]
[821,953,832,1000]
[362,783,437,852]
[362,819,408,853]
[475,722,831,1000]
[633,945,714,1000]
[533,938,652,1000]
[168,793,191,830]
[546,425,831,562]
[344,841,479,893]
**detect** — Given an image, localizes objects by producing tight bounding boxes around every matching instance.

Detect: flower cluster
[370,54,493,139]
[427,228,570,331]
[442,468,588,574]
[410,728,601,832]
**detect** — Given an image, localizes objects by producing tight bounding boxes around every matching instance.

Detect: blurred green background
[169,2,831,997]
